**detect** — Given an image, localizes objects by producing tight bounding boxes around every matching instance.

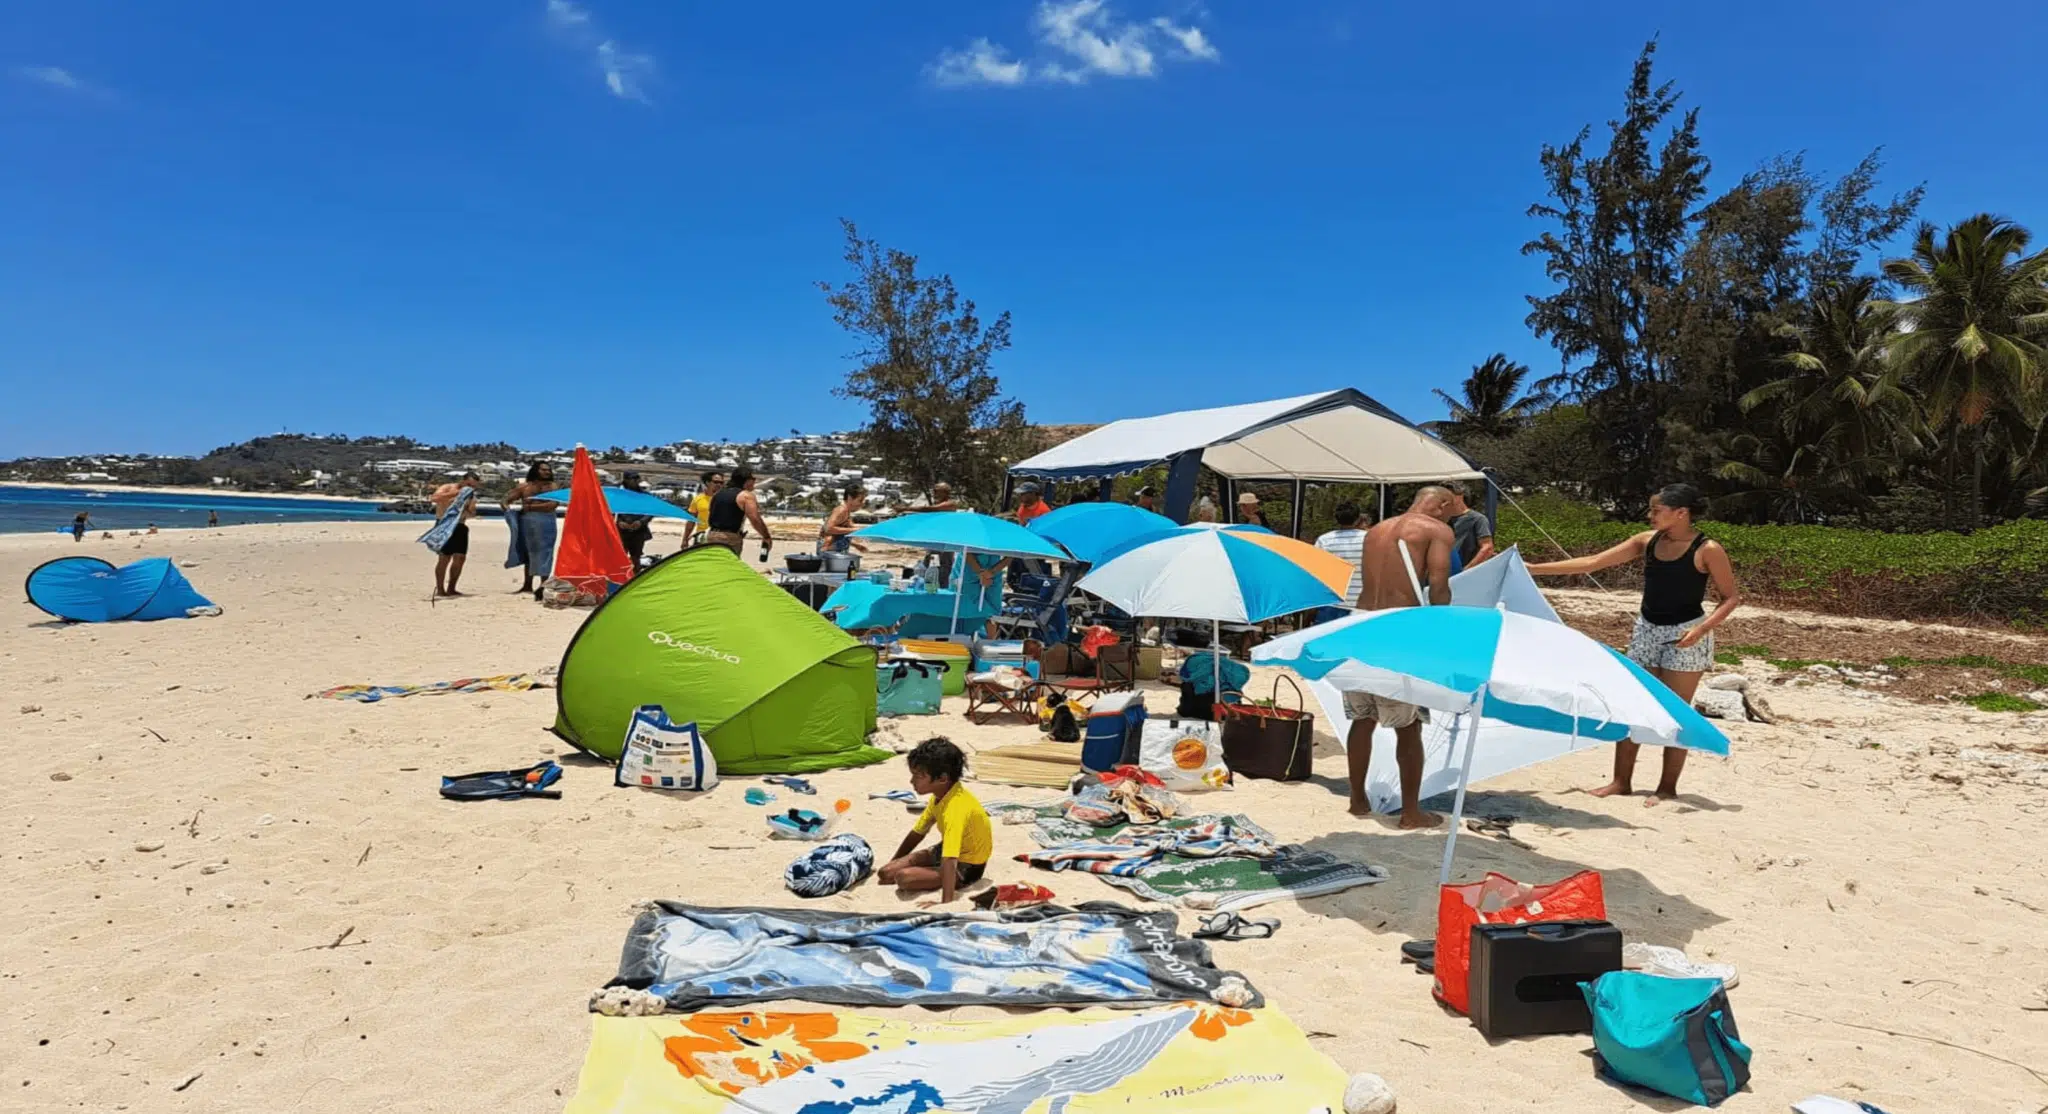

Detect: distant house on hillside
[370,459,454,475]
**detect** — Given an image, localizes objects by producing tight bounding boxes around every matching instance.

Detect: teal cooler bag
[877,660,944,717]
[1582,972,1752,1106]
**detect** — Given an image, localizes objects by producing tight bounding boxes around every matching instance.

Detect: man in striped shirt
[1313,503,1368,622]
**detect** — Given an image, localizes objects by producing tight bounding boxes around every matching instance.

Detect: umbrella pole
[949,546,966,636]
[1212,619,1222,706]
[1436,687,1490,886]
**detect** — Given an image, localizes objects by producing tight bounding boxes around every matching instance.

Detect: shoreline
[0,480,389,505]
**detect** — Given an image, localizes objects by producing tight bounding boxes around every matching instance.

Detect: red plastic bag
[1433,871,1606,1014]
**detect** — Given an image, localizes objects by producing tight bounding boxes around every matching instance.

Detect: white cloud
[930,39,1028,87]
[12,65,111,98]
[930,1,1219,88]
[543,1,655,104]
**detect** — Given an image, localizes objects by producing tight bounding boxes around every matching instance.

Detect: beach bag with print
[614,705,718,791]
[1435,870,1606,1014]
[1137,717,1231,792]
[1583,971,1753,1106]
[876,660,944,717]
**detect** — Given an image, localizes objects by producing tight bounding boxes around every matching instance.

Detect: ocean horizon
[0,485,428,536]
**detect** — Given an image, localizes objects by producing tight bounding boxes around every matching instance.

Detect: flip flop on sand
[1399,939,1436,973]
[1193,912,1279,941]
[1465,814,1532,849]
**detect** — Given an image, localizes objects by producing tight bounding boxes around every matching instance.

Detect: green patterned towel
[1021,808,1388,912]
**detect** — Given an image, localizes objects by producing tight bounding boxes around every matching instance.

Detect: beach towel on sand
[416,487,475,553]
[1024,809,1387,912]
[608,901,1259,1012]
[565,1003,1346,1114]
[312,673,546,703]
[504,506,558,576]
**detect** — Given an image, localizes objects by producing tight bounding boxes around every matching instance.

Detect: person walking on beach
[819,485,868,554]
[614,471,655,569]
[504,461,559,599]
[682,471,723,548]
[1443,481,1493,571]
[71,511,89,542]
[1346,486,1457,829]
[703,467,772,560]
[1528,482,1741,804]
[207,510,220,528]
[428,472,480,596]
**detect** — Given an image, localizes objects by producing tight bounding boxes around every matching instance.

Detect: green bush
[1495,492,2048,624]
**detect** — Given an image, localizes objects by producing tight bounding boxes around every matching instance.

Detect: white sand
[5,520,2046,1113]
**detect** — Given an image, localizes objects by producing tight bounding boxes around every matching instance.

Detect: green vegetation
[1963,692,2044,713]
[1882,655,2048,687]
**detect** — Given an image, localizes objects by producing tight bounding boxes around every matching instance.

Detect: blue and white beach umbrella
[1078,526,1343,700]
[853,512,1072,633]
[1255,605,1729,881]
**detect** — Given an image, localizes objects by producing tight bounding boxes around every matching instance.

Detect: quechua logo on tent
[647,631,742,665]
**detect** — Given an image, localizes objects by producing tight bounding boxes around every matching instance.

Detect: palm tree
[1737,276,1922,490]
[1429,354,1552,443]
[1877,215,2048,527]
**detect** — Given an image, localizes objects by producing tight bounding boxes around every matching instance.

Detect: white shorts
[1626,615,1715,673]
[1342,691,1424,730]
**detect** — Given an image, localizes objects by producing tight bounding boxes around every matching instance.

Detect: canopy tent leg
[1162,451,1203,525]
[1436,688,1490,886]
[1378,484,1388,522]
[1098,476,1114,502]
[1222,477,1236,523]
[1289,479,1304,539]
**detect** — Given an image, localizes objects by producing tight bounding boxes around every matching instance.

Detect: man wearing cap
[1236,491,1271,530]
[1010,482,1052,526]
[1132,486,1159,514]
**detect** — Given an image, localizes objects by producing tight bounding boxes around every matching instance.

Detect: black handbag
[1218,674,1315,781]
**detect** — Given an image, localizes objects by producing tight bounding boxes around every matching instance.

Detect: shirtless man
[1345,486,1456,828]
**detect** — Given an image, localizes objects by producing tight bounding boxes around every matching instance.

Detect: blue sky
[4,1,2043,458]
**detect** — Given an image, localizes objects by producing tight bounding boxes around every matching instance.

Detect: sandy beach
[6,519,2046,1113]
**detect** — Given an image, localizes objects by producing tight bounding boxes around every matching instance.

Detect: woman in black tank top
[1528,483,1743,805]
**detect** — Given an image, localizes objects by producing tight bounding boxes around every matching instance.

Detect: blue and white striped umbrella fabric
[1025,503,1178,564]
[1075,527,1341,623]
[1254,605,1728,753]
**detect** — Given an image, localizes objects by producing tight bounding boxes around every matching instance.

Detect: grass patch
[1962,692,2045,713]
[1766,658,1847,671]
[1881,655,2048,687]
[1718,643,1775,663]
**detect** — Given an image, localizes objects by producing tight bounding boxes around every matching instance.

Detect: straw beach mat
[971,742,1082,788]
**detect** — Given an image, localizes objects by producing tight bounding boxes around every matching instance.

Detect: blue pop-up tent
[25,556,216,622]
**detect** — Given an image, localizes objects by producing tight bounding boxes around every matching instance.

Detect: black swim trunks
[443,523,470,556]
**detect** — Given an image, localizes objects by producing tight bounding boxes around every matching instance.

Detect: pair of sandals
[1193,911,1279,941]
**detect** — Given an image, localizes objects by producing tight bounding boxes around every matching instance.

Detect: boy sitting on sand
[878,738,991,905]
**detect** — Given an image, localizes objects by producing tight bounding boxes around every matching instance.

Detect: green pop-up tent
[552,545,888,774]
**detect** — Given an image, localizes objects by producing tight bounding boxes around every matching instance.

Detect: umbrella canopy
[1255,604,1729,881]
[1077,527,1341,624]
[535,485,700,523]
[1201,527,1355,598]
[1025,503,1178,564]
[853,511,1070,561]
[551,447,634,593]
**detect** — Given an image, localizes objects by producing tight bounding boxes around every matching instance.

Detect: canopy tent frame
[1006,388,1496,532]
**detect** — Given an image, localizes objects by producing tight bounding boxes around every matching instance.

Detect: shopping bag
[1218,674,1315,781]
[1434,870,1606,1013]
[1584,971,1752,1105]
[876,660,944,716]
[1137,717,1231,791]
[614,705,718,791]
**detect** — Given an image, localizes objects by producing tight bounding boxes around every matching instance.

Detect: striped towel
[312,673,546,703]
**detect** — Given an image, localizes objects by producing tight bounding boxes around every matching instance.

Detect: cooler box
[1469,919,1623,1038]
[1082,692,1148,772]
[896,639,970,696]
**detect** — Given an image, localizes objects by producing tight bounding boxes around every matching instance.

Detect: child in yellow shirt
[878,738,992,904]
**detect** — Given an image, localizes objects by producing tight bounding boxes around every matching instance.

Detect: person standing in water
[1346,487,1456,829]
[1528,482,1741,804]
[504,461,559,599]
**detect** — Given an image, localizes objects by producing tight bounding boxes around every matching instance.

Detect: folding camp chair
[967,679,1054,726]
[1047,642,1136,698]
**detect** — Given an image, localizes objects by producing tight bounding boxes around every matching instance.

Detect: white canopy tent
[1007,388,1488,530]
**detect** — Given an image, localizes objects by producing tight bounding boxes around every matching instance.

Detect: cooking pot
[784,554,823,573]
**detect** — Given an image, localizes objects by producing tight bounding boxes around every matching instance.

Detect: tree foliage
[1429,354,1550,442]
[1509,40,2044,529]
[820,219,1029,506]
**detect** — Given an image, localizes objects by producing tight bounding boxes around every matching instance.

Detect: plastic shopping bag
[1137,717,1232,791]
[1434,870,1606,1013]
